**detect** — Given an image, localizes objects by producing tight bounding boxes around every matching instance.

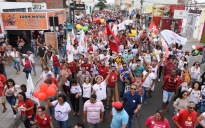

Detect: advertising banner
[1,13,48,30]
[173,10,188,19]
[185,14,197,37]
[45,32,58,53]
[153,5,170,17]
[47,10,66,24]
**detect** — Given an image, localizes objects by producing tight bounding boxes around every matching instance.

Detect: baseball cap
[119,53,122,56]
[112,101,123,109]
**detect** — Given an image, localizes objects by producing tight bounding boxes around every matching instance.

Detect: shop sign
[75,4,85,10]
[45,32,58,53]
[173,10,188,19]
[189,8,202,14]
[1,13,48,30]
[47,10,66,24]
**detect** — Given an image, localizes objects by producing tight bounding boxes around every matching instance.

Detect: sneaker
[158,79,160,81]
[144,101,147,105]
[13,115,16,120]
[106,105,110,109]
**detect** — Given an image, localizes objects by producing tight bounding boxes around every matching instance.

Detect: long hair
[6,79,16,89]
[153,110,166,123]
[18,92,27,102]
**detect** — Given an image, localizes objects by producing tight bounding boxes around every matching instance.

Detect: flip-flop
[136,113,139,117]
[73,112,76,116]
[2,108,7,113]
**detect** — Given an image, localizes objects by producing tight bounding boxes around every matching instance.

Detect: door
[198,23,204,41]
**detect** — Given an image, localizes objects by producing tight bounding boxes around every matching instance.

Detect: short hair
[20,84,27,89]
[90,94,97,100]
[70,79,77,85]
[43,66,49,71]
[188,101,196,106]
[58,93,67,102]
[38,106,46,111]
[75,123,85,128]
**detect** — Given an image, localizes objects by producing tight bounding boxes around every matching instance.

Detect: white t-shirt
[178,60,187,70]
[70,84,82,95]
[201,112,205,125]
[142,71,155,88]
[52,100,71,121]
[28,54,35,63]
[201,86,205,96]
[82,83,92,98]
[92,81,107,100]
[132,49,138,57]
[4,85,19,96]
[190,66,200,79]
[100,54,110,65]
[40,71,54,80]
[151,65,158,78]
[188,88,200,104]
[156,55,165,66]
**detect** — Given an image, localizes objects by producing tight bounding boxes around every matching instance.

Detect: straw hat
[95,75,104,81]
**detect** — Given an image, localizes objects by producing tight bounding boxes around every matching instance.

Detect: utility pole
[140,0,143,25]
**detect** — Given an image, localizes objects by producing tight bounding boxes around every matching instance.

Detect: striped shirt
[163,75,180,92]
[83,99,104,124]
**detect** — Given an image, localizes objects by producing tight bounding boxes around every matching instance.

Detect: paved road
[15,37,204,128]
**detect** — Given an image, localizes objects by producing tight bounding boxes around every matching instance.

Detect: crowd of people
[0,9,205,128]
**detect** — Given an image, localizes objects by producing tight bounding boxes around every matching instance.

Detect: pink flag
[161,37,169,57]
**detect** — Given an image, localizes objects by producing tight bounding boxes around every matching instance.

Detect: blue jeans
[49,106,53,116]
[126,114,135,128]
[57,120,71,128]
[26,71,31,79]
[32,45,37,55]
[6,95,17,115]
[13,61,20,71]
[53,65,60,76]
[120,81,125,93]
[142,86,149,102]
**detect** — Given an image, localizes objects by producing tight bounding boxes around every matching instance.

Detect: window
[3,8,26,12]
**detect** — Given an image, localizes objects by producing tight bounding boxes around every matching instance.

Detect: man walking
[122,84,142,128]
[38,43,47,71]
[109,101,128,128]
[83,94,104,128]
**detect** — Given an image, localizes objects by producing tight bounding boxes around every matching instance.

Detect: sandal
[2,108,7,113]
[136,113,139,117]
[76,112,80,117]
[73,112,76,116]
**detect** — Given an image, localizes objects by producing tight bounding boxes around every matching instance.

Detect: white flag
[26,73,40,106]
[66,33,73,63]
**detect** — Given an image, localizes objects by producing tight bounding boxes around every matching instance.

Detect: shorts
[163,90,175,103]
[6,52,11,56]
[191,78,196,83]
[107,85,115,98]
[0,97,2,103]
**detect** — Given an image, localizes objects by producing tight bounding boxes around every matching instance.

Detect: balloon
[50,84,57,90]
[100,19,104,23]
[152,33,155,36]
[192,45,196,49]
[47,87,56,96]
[195,50,199,54]
[155,52,158,56]
[39,83,48,94]
[37,92,47,101]
[128,30,137,36]
[33,90,41,98]
[94,18,101,23]
[196,45,200,50]
[13,58,16,61]
[20,39,23,42]
[82,27,88,31]
[76,24,82,29]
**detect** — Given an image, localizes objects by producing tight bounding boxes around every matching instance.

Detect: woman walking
[2,79,19,119]
[12,47,21,74]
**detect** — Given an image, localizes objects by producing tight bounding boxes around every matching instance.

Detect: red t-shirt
[87,47,93,54]
[18,99,34,116]
[133,79,144,96]
[145,116,170,128]
[0,81,3,96]
[52,56,60,67]
[107,72,118,86]
[66,62,75,73]
[81,63,92,72]
[21,59,33,69]
[60,64,63,70]
[44,77,57,85]
[98,65,108,80]
[163,75,180,92]
[0,74,6,87]
[172,109,197,128]
[35,114,51,128]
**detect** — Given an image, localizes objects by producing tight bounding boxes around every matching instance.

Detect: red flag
[103,28,107,36]
[106,23,120,53]
[149,21,159,35]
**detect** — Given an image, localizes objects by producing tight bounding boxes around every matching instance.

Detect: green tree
[96,1,107,10]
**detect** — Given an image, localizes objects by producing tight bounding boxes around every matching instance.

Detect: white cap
[119,53,122,56]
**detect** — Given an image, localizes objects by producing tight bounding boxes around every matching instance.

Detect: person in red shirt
[172,101,197,128]
[66,61,76,78]
[21,55,33,79]
[0,70,7,113]
[80,58,93,72]
[44,74,58,85]
[106,66,118,108]
[51,53,60,77]
[163,57,175,78]
[94,60,109,80]
[17,92,34,128]
[30,106,54,128]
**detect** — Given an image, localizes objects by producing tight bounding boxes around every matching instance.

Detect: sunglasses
[188,107,195,109]
[123,66,127,68]
[131,88,136,90]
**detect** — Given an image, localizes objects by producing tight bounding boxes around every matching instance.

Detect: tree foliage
[96,1,107,10]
